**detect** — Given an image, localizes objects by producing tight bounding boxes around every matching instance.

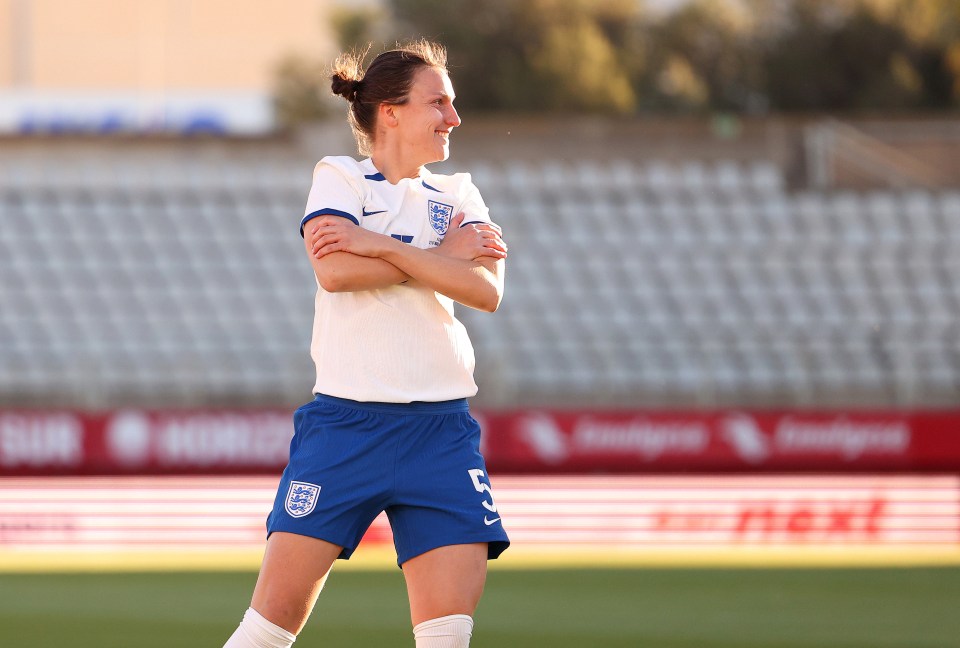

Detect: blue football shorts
[266,393,510,566]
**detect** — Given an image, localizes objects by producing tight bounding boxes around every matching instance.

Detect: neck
[370,143,423,184]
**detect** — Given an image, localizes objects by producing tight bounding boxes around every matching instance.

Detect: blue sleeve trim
[460,220,486,227]
[300,208,359,237]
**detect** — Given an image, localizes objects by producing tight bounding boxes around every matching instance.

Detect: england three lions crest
[428,200,454,235]
[285,480,320,518]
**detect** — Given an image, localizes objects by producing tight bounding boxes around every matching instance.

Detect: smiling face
[392,66,461,166]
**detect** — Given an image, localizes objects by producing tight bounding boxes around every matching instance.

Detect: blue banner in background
[0,90,274,135]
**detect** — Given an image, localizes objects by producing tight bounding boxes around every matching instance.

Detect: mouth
[435,130,450,141]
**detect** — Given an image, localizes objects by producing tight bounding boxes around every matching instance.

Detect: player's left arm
[384,242,505,313]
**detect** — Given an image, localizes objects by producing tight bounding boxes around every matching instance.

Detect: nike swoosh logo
[484,516,501,526]
[362,208,386,217]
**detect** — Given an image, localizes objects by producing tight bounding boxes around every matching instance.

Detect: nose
[446,104,461,128]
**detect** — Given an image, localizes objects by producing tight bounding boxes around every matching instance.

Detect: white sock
[413,614,474,648]
[223,607,297,648]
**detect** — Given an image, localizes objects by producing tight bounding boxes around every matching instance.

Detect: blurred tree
[272,55,334,130]
[758,0,943,111]
[528,11,636,112]
[389,0,641,114]
[862,0,960,106]
[761,1,896,110]
[331,6,390,53]
[640,0,761,112]
[269,0,960,126]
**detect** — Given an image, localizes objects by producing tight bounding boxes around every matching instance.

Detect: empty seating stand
[1,154,958,409]
[456,159,960,408]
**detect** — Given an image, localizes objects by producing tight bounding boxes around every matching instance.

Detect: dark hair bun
[331,74,362,102]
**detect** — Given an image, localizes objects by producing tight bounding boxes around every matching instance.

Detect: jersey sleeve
[457,175,494,228]
[300,160,363,237]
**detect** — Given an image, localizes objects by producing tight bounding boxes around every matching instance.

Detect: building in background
[0,0,334,134]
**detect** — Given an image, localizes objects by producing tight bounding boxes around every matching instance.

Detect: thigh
[267,398,395,559]
[250,531,344,634]
[402,542,488,626]
[389,412,510,566]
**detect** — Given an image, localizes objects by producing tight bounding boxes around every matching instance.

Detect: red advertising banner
[1,408,960,475]
[479,410,960,473]
[0,410,292,475]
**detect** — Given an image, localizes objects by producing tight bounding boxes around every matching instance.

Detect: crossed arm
[303,213,508,312]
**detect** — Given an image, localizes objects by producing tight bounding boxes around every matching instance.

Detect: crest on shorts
[428,200,454,235]
[285,481,320,518]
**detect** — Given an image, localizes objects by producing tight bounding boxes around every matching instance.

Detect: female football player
[223,39,509,648]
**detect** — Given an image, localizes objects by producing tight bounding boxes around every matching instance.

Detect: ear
[378,103,400,129]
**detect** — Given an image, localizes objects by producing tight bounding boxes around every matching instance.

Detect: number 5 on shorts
[468,468,498,513]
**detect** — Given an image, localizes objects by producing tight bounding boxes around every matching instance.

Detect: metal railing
[806,119,954,189]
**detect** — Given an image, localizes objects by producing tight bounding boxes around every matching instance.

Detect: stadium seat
[713,159,746,195]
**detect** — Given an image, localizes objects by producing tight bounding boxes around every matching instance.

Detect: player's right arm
[301,161,410,292]
[306,235,409,292]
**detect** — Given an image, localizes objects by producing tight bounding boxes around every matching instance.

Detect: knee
[249,596,309,636]
[223,608,297,648]
[413,614,473,648]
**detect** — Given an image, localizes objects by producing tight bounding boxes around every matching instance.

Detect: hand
[436,213,508,260]
[309,216,387,259]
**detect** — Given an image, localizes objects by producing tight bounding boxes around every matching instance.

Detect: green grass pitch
[1,567,958,647]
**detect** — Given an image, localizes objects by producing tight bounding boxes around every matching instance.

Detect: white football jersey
[300,156,494,403]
